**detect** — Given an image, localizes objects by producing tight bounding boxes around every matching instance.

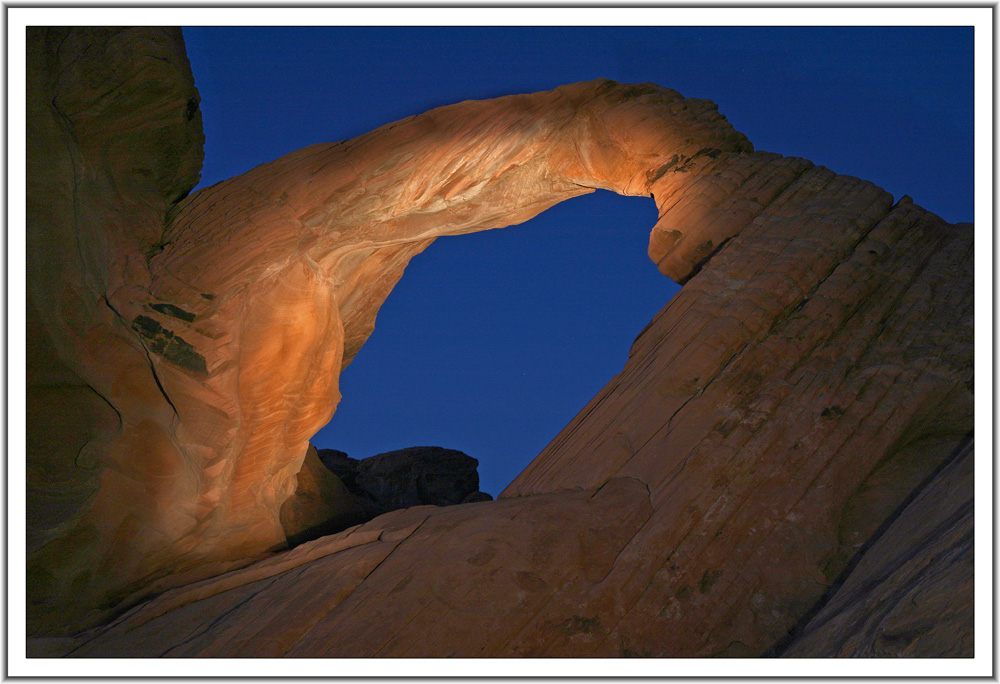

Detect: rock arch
[27,28,972,656]
[27,29,749,625]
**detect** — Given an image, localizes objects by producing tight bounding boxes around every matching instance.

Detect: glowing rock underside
[26,28,973,656]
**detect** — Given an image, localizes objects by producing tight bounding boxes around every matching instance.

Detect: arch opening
[28,69,758,628]
[311,190,679,498]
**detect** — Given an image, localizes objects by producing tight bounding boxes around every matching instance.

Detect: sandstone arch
[27,28,972,656]
[27,27,751,626]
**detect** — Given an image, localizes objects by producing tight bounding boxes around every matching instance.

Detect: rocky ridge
[26,28,973,657]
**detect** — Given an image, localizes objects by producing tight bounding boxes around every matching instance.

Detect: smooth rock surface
[64,477,655,657]
[26,28,973,657]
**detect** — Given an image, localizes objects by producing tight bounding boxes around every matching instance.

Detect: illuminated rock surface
[26,28,973,656]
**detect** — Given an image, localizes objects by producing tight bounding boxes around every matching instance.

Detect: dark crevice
[145,350,180,420]
[157,575,285,657]
[150,302,197,322]
[109,301,182,420]
[82,299,129,433]
[677,235,734,285]
[130,314,208,375]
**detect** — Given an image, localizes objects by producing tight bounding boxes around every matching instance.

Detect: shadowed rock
[352,446,489,511]
[280,446,492,546]
[315,449,359,483]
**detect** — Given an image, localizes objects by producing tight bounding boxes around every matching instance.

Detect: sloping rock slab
[780,438,973,657]
[60,478,652,657]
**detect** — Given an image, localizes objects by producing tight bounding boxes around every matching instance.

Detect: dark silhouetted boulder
[317,446,491,514]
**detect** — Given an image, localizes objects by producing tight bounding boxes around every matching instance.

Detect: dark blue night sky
[182,27,973,495]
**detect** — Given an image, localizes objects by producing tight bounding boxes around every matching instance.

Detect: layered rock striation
[26,28,972,657]
[780,437,973,657]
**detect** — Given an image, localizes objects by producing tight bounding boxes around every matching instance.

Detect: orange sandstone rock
[26,28,972,657]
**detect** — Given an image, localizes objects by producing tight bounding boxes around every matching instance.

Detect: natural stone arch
[27,42,755,630]
[137,80,751,576]
[142,78,753,555]
[27,29,972,656]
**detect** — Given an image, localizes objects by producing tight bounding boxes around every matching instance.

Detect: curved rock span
[26,28,973,657]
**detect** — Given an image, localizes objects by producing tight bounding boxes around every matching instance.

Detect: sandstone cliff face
[27,26,204,632]
[26,28,972,657]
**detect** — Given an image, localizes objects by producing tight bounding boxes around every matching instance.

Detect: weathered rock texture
[27,26,205,632]
[26,28,973,657]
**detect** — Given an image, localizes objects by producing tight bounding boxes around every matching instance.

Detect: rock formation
[280,446,491,545]
[780,436,973,657]
[27,26,206,633]
[26,28,973,657]
[321,446,490,510]
[277,446,378,547]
